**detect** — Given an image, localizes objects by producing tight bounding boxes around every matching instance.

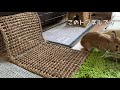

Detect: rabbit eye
[116,45,119,48]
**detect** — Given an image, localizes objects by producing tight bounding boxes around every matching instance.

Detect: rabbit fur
[81,31,120,52]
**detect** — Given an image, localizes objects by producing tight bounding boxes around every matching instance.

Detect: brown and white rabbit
[81,31,120,52]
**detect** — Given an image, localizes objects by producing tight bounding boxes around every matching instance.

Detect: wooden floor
[89,21,107,32]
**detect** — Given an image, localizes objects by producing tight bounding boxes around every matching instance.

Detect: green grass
[73,49,120,78]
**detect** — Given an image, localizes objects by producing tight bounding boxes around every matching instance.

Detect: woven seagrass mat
[0,12,89,78]
[9,44,89,78]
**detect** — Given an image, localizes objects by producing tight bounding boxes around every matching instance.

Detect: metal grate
[44,14,66,22]
[38,12,67,26]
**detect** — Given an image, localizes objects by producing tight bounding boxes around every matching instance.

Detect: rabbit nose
[116,48,119,51]
[116,49,118,51]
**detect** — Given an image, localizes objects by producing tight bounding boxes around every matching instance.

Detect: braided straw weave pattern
[0,12,44,57]
[0,12,89,78]
[0,31,6,53]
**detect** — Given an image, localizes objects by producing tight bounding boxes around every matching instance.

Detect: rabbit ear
[112,31,117,37]
[111,31,117,40]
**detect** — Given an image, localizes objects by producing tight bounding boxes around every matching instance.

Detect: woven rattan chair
[0,12,89,78]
